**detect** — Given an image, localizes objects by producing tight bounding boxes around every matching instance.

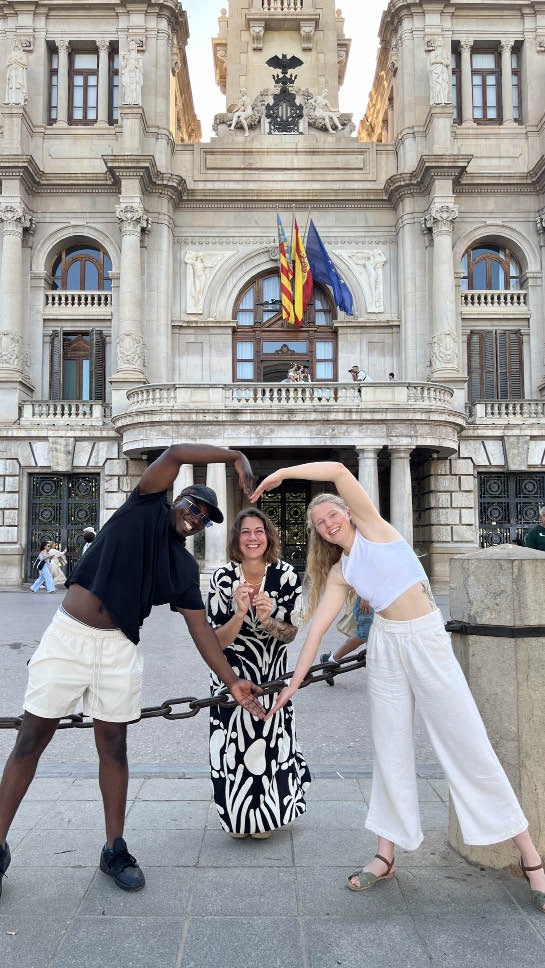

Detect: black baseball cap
[178,484,224,524]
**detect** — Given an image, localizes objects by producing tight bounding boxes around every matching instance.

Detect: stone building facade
[0,0,544,592]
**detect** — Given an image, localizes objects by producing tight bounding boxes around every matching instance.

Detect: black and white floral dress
[207,559,311,834]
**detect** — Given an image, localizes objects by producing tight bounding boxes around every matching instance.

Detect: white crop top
[341,529,427,613]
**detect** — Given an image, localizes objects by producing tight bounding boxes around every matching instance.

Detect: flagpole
[303,209,311,243]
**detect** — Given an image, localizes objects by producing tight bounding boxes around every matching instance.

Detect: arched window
[51,243,112,291]
[233,271,336,382]
[461,244,521,291]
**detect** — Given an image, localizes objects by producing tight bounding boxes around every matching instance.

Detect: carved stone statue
[344,249,387,313]
[427,45,451,105]
[4,39,27,106]
[120,39,144,106]
[310,89,342,133]
[185,251,230,314]
[229,88,254,136]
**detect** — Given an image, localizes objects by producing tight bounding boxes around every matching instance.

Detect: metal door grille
[26,473,99,580]
[478,472,545,547]
[259,481,310,572]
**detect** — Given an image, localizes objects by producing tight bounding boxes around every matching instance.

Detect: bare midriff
[377,581,436,622]
[62,584,119,630]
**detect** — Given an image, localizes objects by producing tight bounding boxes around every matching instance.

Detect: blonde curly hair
[304,493,354,619]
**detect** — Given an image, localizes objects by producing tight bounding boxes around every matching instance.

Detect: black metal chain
[0,650,366,732]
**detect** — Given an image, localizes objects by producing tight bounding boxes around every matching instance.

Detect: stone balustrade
[262,0,304,11]
[461,290,527,311]
[19,400,112,426]
[467,399,545,421]
[44,291,113,316]
[125,381,455,412]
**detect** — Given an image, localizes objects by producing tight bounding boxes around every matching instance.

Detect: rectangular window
[110,50,119,124]
[471,50,501,123]
[69,50,98,123]
[512,50,521,121]
[467,330,523,401]
[315,340,334,380]
[451,50,461,123]
[235,341,254,381]
[49,51,59,123]
[50,329,106,400]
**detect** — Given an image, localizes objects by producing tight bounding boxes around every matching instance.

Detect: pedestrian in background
[525,507,545,551]
[81,526,96,555]
[29,541,55,594]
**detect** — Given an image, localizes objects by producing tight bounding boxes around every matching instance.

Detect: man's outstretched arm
[178,608,265,719]
[138,444,254,497]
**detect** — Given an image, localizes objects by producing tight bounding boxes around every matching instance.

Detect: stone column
[172,464,194,556]
[500,40,514,124]
[0,202,32,378]
[56,40,70,125]
[389,447,413,544]
[356,446,380,510]
[204,463,228,574]
[97,40,110,124]
[156,23,171,131]
[113,201,148,382]
[460,40,473,125]
[423,201,459,380]
[448,545,545,870]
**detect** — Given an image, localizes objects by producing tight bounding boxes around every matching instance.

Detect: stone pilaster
[56,40,70,125]
[389,446,414,545]
[500,40,514,125]
[204,463,228,577]
[97,40,110,124]
[110,201,149,414]
[0,202,35,419]
[356,446,380,511]
[422,201,459,381]
[460,40,474,125]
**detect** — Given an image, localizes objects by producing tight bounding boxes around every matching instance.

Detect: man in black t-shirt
[0,444,265,900]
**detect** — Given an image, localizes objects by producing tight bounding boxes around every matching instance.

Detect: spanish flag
[292,218,313,327]
[277,215,295,324]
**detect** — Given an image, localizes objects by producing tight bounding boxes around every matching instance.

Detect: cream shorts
[24,608,144,723]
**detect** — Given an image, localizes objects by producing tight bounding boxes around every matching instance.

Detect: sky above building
[183,0,386,140]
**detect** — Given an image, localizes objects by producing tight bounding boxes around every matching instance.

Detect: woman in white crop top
[251,461,545,915]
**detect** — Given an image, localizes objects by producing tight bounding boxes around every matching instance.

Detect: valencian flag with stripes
[291,218,313,327]
[277,215,295,324]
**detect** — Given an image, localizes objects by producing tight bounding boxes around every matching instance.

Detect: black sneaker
[320,652,335,687]
[0,841,11,899]
[100,837,145,892]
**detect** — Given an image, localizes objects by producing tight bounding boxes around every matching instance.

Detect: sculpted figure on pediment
[185,251,233,314]
[343,249,387,313]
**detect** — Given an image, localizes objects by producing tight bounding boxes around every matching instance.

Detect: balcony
[19,400,112,428]
[467,399,545,423]
[112,381,467,457]
[44,291,113,318]
[262,0,304,10]
[461,290,528,313]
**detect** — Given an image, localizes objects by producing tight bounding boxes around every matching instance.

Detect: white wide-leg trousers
[365,609,527,851]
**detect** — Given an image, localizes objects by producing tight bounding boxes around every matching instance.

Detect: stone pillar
[356,446,380,510]
[113,202,147,380]
[156,23,171,131]
[423,201,459,380]
[500,40,514,125]
[172,463,194,556]
[448,545,545,870]
[0,202,32,379]
[460,40,473,125]
[97,40,110,124]
[204,463,228,574]
[56,40,70,125]
[389,446,413,544]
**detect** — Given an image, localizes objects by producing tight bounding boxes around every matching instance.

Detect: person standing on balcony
[348,364,373,383]
[207,508,310,839]
[0,444,265,903]
[524,507,545,551]
[250,462,545,915]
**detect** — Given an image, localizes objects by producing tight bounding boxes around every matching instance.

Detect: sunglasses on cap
[178,497,214,528]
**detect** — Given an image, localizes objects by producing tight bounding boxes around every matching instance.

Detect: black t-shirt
[67,488,204,644]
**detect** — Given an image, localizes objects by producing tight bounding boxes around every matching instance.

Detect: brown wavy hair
[228,508,281,564]
[304,493,355,618]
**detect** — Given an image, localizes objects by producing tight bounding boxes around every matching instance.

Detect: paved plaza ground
[1,591,544,967]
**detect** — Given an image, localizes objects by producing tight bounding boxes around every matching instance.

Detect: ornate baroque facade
[0,0,544,590]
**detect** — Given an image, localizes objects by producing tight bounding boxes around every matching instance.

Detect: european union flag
[306,219,354,316]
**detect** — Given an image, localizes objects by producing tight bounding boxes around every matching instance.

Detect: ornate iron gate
[478,472,545,547]
[26,474,100,580]
[259,481,310,571]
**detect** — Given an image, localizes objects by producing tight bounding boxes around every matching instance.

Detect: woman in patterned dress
[207,508,311,838]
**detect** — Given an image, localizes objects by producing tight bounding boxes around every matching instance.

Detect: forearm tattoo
[262,616,297,643]
[420,581,436,609]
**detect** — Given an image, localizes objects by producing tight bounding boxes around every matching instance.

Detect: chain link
[0,650,366,732]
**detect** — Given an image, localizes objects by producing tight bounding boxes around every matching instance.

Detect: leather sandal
[519,857,545,914]
[347,853,395,892]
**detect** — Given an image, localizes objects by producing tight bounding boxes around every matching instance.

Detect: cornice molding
[103,155,187,204]
[384,155,473,205]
